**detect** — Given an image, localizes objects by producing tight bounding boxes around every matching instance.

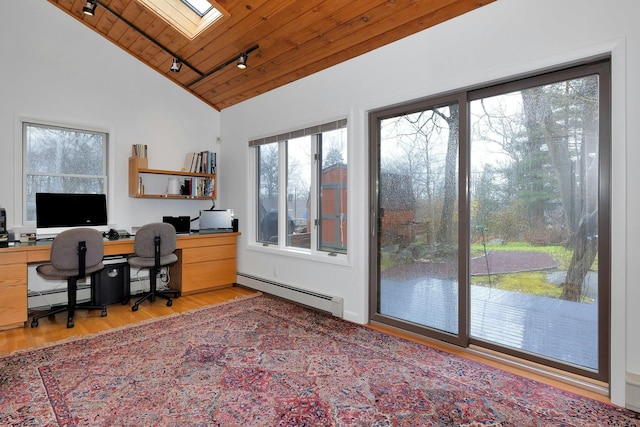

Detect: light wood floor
[0,285,611,405]
[0,286,257,356]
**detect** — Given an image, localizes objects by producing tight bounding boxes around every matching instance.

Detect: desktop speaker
[232,218,239,232]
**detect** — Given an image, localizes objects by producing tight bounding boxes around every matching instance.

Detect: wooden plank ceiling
[48,0,495,111]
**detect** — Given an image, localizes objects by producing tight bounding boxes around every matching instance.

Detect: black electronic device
[162,216,190,234]
[105,229,120,240]
[0,207,6,233]
[92,257,130,305]
[35,193,108,238]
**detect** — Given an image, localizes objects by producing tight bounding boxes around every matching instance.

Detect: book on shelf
[132,144,148,158]
[210,152,216,174]
[183,152,193,171]
[180,176,214,197]
[182,151,216,174]
[204,177,214,197]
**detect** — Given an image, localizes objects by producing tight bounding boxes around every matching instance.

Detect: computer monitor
[36,193,108,239]
[198,209,233,233]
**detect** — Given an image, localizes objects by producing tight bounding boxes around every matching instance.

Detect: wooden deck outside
[380,276,598,370]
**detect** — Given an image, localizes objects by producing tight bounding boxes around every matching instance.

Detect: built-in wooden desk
[0,232,239,331]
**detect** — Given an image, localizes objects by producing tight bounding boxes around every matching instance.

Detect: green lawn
[471,242,597,299]
[471,271,563,298]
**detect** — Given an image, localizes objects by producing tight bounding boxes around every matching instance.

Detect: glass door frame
[368,92,470,349]
[368,58,611,382]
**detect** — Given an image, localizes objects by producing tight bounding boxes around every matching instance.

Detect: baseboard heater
[626,372,640,412]
[28,284,92,311]
[27,277,166,311]
[236,273,343,317]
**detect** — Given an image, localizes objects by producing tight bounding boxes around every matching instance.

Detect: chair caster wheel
[31,319,38,328]
[167,299,173,307]
[122,298,130,305]
[67,320,74,328]
[132,305,139,312]
[101,308,107,317]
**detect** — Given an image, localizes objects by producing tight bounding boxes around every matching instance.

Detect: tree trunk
[522,81,599,302]
[561,210,598,300]
[436,109,459,245]
[560,80,599,301]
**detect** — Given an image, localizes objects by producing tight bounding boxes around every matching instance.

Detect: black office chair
[31,228,107,328]
[128,222,179,311]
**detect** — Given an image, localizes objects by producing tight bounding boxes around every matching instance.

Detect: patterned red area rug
[1,294,638,426]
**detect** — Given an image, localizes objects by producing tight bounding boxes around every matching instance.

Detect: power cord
[190,200,216,223]
[157,266,172,291]
[159,267,170,284]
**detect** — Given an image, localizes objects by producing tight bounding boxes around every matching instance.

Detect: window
[181,0,214,17]
[251,119,348,254]
[137,0,226,40]
[23,122,107,223]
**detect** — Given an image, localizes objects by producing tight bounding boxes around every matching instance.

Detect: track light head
[82,0,97,16]
[237,53,248,69]
[170,57,183,73]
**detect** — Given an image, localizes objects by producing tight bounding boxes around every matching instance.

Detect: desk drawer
[0,264,27,329]
[0,283,27,325]
[177,233,238,249]
[0,250,27,265]
[104,240,134,256]
[0,264,27,287]
[180,259,236,294]
[182,245,236,264]
[26,246,52,263]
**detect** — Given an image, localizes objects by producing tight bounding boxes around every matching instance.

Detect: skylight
[181,0,213,17]
[137,0,228,40]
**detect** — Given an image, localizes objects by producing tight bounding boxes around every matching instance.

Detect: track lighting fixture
[82,1,200,75]
[187,45,258,87]
[80,0,257,85]
[82,0,97,16]
[170,57,183,73]
[236,53,248,69]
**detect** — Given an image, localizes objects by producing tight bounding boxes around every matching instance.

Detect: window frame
[466,59,611,381]
[181,0,214,17]
[137,0,227,40]
[368,57,611,382]
[22,121,109,225]
[250,119,348,258]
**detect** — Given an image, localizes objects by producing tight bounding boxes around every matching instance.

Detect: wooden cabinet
[0,250,27,330]
[171,233,238,295]
[128,157,216,200]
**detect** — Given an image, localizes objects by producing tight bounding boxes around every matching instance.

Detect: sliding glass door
[468,70,608,372]
[370,59,610,381]
[370,94,466,345]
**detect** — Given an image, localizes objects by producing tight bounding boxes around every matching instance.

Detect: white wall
[0,0,221,233]
[221,0,640,407]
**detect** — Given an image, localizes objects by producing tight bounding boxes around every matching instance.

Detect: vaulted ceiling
[48,0,495,111]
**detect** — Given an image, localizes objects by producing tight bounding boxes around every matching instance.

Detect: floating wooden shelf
[128,157,216,200]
